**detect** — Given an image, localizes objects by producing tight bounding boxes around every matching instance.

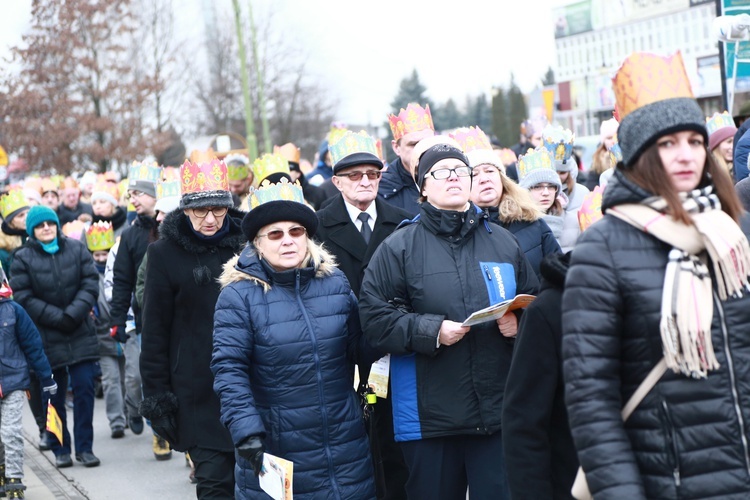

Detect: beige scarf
[608,187,750,378]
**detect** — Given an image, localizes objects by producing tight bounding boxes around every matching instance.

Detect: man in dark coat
[378,103,435,216]
[315,130,411,499]
[57,177,94,226]
[139,160,246,499]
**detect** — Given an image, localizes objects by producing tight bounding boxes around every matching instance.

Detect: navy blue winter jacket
[377,157,421,217]
[212,248,377,500]
[0,299,53,396]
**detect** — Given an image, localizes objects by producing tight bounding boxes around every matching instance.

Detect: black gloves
[150,413,178,447]
[109,325,129,344]
[59,314,77,331]
[237,435,264,476]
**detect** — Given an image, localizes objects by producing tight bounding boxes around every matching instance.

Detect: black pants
[28,371,44,433]
[400,431,510,500]
[373,395,408,500]
[187,446,235,500]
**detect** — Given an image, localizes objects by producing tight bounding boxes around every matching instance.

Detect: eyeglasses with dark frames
[192,207,229,218]
[257,226,307,241]
[335,171,382,182]
[427,166,473,180]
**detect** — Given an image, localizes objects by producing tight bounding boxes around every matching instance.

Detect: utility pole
[231,0,258,160]
[247,0,272,154]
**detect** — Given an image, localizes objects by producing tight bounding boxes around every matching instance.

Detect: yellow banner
[542,89,556,122]
[46,402,63,445]
[0,146,7,167]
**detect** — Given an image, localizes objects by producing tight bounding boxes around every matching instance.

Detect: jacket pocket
[660,400,682,488]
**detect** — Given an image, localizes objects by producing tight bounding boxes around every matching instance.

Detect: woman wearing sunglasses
[139,160,246,498]
[359,141,539,499]
[211,177,379,499]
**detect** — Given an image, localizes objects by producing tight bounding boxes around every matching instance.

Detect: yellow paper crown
[706,111,735,136]
[518,148,555,178]
[224,154,250,182]
[0,190,29,219]
[448,126,492,153]
[252,154,290,184]
[329,130,380,166]
[180,159,229,195]
[612,51,694,119]
[85,221,116,251]
[248,177,305,210]
[389,103,434,141]
[327,125,349,148]
[274,143,301,164]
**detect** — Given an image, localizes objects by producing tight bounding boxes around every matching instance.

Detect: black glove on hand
[41,377,58,396]
[109,325,129,344]
[237,435,264,476]
[150,413,178,447]
[59,314,76,331]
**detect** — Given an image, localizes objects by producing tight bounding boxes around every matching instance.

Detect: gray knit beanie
[618,97,707,167]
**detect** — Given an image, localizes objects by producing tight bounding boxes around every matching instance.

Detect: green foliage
[432,99,463,130]
[492,74,528,147]
[542,66,556,86]
[390,69,433,113]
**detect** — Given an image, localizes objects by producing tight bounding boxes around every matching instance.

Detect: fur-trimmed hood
[159,208,246,255]
[219,244,338,292]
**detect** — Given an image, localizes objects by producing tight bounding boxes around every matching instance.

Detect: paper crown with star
[517,147,562,191]
[388,103,435,141]
[541,125,575,166]
[0,189,28,220]
[85,221,116,251]
[179,159,233,209]
[224,154,251,181]
[252,154,291,185]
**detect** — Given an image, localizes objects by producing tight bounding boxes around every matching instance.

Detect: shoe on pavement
[55,454,73,468]
[152,435,172,461]
[129,416,144,435]
[38,431,51,451]
[111,426,125,439]
[75,452,100,468]
[5,478,26,499]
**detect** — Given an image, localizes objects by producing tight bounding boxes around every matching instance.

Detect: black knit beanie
[415,144,470,189]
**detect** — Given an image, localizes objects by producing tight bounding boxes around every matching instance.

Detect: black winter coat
[57,202,94,226]
[563,169,750,499]
[502,252,577,499]
[10,236,99,370]
[315,195,410,297]
[377,158,421,217]
[109,214,157,332]
[359,202,539,442]
[485,206,561,278]
[139,209,246,452]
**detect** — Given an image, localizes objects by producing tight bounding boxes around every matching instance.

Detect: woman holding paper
[563,52,750,498]
[359,141,538,499]
[211,178,379,499]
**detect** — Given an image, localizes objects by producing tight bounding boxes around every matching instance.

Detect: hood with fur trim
[159,207,246,255]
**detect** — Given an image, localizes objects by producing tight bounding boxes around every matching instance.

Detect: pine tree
[390,69,433,113]
[433,99,464,131]
[508,75,528,146]
[492,87,512,147]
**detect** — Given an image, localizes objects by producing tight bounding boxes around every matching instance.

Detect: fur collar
[159,208,246,254]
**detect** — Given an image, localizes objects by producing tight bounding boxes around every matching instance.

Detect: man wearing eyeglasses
[315,131,412,499]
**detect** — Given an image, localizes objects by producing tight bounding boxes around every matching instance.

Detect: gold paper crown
[180,159,229,195]
[85,221,116,251]
[91,182,120,201]
[329,130,379,166]
[518,148,555,178]
[448,126,492,153]
[327,125,349,147]
[156,180,181,200]
[40,178,58,195]
[0,190,28,219]
[252,154,290,184]
[706,111,735,135]
[612,51,694,119]
[274,143,301,164]
[189,149,218,164]
[62,220,86,240]
[541,125,575,163]
[247,177,305,211]
[388,103,434,141]
[128,161,161,184]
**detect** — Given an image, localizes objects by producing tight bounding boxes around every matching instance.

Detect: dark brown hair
[624,144,742,224]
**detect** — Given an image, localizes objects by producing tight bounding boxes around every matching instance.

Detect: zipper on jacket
[715,292,750,477]
[483,265,492,281]
[294,270,342,499]
[660,400,681,487]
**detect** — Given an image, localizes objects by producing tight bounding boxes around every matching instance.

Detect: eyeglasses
[335,171,381,182]
[427,166,472,180]
[530,183,558,193]
[128,190,146,199]
[35,221,56,229]
[257,226,307,241]
[192,207,229,218]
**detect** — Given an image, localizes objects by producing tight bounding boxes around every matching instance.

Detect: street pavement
[20,392,198,499]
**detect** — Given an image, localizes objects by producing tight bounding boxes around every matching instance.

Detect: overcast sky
[1,0,561,128]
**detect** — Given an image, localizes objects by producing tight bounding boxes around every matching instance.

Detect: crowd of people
[3,48,750,500]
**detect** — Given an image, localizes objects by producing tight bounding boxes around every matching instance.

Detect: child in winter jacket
[0,262,57,498]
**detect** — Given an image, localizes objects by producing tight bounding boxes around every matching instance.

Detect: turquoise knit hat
[26,205,60,237]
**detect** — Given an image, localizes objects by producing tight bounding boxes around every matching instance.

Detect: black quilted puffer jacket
[562,169,750,499]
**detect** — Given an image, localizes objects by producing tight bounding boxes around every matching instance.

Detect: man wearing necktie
[315,130,412,500]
